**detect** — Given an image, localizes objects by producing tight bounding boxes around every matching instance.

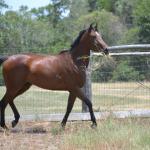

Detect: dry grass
[61,118,150,150]
[0,118,150,150]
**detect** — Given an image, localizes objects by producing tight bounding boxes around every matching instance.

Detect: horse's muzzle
[103,48,109,55]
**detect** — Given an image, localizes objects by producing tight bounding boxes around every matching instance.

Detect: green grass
[0,82,149,116]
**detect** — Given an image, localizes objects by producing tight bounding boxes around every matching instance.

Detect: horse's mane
[70,29,86,51]
[59,29,86,54]
[59,50,69,54]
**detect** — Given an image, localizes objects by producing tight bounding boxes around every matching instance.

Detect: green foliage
[78,10,126,45]
[69,0,89,19]
[133,0,150,43]
[119,27,139,44]
[111,61,141,81]
[97,0,115,12]
[0,0,8,12]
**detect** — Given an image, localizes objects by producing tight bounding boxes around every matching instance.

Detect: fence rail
[93,51,150,56]
[107,44,150,51]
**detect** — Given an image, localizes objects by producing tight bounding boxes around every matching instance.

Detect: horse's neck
[71,46,90,68]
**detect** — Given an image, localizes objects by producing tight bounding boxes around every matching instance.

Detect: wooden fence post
[82,60,92,112]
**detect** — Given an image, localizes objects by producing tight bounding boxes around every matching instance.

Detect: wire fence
[90,50,150,112]
[0,45,149,119]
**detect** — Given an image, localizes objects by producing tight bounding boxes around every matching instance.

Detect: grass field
[0,82,149,117]
[0,118,150,150]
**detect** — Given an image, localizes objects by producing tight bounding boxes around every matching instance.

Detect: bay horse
[0,24,109,129]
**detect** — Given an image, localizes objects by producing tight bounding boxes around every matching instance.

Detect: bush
[111,61,141,81]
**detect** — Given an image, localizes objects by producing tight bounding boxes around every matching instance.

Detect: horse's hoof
[91,123,97,129]
[1,125,9,131]
[12,120,17,128]
[4,126,9,132]
[61,123,66,130]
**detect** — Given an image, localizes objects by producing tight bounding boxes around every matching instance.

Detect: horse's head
[81,23,109,55]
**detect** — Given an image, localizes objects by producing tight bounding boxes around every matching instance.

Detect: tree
[97,0,116,12]
[77,10,126,45]
[134,0,150,43]
[69,0,89,19]
[111,61,141,81]
[31,0,69,28]
[0,0,8,13]
[88,0,98,12]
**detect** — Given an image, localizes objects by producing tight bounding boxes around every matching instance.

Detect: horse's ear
[88,23,94,32]
[95,23,98,31]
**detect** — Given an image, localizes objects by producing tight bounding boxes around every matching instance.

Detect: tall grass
[60,118,150,150]
[0,118,149,150]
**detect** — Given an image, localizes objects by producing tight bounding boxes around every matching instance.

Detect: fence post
[82,60,92,112]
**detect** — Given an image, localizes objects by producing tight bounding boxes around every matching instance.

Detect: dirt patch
[0,121,60,150]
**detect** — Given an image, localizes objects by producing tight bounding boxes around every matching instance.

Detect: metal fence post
[82,60,92,112]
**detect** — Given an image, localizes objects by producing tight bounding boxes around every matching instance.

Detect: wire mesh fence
[91,81,150,111]
[91,52,150,112]
[0,47,149,118]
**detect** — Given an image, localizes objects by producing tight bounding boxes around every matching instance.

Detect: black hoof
[12,120,18,128]
[91,122,97,129]
[61,122,66,129]
[1,124,9,130]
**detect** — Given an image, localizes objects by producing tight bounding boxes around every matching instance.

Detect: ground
[0,118,150,150]
[0,121,58,150]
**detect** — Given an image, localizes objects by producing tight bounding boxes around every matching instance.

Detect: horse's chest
[64,66,86,88]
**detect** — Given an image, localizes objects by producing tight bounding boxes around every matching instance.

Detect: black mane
[70,30,86,51]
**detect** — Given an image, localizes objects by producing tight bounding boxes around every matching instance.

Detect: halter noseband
[103,48,109,55]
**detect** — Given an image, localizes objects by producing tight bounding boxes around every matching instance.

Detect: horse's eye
[93,36,96,40]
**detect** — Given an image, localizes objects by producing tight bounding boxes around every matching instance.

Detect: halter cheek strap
[77,55,90,61]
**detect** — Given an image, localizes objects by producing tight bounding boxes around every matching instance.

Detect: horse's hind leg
[0,83,31,129]
[9,83,31,128]
[0,93,10,129]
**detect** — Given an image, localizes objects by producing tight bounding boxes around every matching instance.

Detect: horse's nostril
[104,48,109,55]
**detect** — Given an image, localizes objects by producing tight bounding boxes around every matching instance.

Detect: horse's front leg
[61,92,76,128]
[74,88,97,128]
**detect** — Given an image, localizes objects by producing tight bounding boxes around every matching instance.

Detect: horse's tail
[0,56,8,65]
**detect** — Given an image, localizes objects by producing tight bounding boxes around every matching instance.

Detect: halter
[76,48,109,61]
[77,55,90,61]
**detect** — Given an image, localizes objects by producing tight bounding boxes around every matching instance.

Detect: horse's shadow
[0,126,48,134]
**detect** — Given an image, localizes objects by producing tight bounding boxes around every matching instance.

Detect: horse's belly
[28,74,68,90]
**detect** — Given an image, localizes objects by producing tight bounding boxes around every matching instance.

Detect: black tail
[0,56,8,65]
